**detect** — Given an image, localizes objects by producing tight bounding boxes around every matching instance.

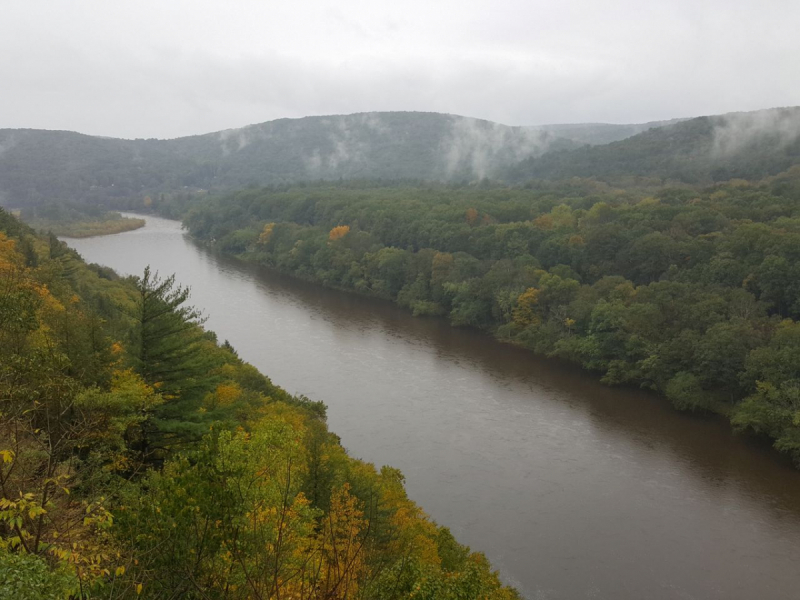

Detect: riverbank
[38,215,146,238]
[192,234,775,463]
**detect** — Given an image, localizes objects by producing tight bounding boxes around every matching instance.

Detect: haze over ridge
[2,106,800,213]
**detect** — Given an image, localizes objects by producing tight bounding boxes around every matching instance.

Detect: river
[65,214,800,600]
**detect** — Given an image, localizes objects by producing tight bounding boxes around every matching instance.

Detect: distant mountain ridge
[2,107,798,209]
[509,107,800,184]
[0,112,575,208]
[526,118,687,145]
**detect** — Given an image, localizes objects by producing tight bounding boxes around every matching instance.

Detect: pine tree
[132,267,218,453]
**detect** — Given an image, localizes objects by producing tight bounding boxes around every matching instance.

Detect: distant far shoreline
[37,214,146,238]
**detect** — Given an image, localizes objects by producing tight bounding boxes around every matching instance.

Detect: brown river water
[65,214,800,600]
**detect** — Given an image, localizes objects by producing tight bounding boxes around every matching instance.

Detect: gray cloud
[1,0,798,139]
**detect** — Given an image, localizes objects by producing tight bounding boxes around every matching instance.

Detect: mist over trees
[0,112,573,209]
[2,108,799,216]
[507,107,800,184]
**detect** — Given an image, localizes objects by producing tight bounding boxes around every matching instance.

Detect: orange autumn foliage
[329,225,350,241]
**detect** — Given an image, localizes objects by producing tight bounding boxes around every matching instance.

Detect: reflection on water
[66,215,800,600]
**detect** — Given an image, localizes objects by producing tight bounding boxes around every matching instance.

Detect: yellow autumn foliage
[215,382,243,407]
[258,222,276,244]
[512,287,540,328]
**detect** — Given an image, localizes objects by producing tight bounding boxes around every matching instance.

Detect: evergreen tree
[132,267,218,451]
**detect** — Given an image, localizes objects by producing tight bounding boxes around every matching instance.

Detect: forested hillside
[0,208,518,599]
[0,112,573,209]
[181,168,800,464]
[5,107,797,215]
[509,107,800,184]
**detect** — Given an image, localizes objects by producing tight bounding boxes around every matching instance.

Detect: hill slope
[509,107,800,184]
[4,107,796,208]
[527,118,686,145]
[0,112,573,208]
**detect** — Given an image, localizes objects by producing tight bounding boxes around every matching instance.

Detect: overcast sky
[2,0,798,139]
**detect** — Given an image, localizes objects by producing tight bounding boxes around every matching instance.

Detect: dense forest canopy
[179,166,800,464]
[0,209,518,598]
